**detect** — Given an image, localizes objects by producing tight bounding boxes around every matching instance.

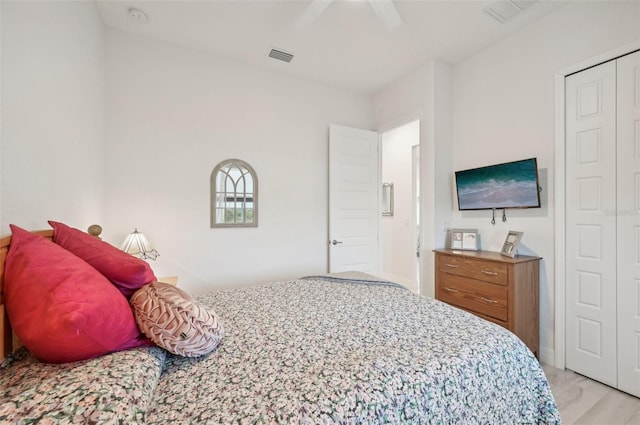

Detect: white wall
[0,1,105,234]
[380,120,419,291]
[450,1,640,364]
[103,29,375,292]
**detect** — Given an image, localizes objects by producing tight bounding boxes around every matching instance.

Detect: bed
[0,228,561,424]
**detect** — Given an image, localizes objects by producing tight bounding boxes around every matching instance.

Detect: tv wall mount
[491,208,507,225]
[490,185,542,225]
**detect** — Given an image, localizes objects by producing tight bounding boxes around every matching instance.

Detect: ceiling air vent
[268,48,294,63]
[484,0,537,24]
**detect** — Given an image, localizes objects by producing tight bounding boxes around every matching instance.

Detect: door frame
[412,144,421,294]
[377,116,424,292]
[553,39,640,369]
[377,120,421,293]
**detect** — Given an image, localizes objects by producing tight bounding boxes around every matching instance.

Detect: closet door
[565,60,618,387]
[617,50,640,398]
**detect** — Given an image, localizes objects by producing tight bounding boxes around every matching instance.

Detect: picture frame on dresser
[501,230,523,258]
[450,228,478,251]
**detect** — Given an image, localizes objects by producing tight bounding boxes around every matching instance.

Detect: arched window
[211,159,258,228]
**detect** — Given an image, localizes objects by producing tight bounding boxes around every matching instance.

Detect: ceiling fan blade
[369,0,402,29]
[295,0,334,29]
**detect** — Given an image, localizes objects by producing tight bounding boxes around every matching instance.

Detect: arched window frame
[210,159,258,228]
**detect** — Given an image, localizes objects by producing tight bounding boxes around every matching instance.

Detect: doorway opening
[380,120,421,293]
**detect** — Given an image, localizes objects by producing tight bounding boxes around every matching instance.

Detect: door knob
[331,240,343,245]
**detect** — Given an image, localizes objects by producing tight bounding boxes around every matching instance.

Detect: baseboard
[539,346,555,367]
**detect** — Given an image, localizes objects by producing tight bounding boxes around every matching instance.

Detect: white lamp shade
[121,229,159,260]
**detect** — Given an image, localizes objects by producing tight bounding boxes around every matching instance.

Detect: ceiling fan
[296,0,402,30]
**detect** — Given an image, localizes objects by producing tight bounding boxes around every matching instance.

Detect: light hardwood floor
[543,364,640,424]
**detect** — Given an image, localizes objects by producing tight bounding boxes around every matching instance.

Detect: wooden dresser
[434,249,541,358]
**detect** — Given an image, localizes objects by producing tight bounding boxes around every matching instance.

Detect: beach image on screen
[456,159,540,210]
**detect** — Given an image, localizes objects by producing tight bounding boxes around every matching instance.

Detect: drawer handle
[481,270,498,276]
[480,297,498,304]
[444,287,458,293]
[445,264,459,268]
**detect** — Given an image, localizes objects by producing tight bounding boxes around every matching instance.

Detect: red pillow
[5,225,149,363]
[48,221,156,298]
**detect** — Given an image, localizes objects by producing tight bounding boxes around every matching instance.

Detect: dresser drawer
[457,306,508,329]
[437,274,508,321]
[437,255,508,285]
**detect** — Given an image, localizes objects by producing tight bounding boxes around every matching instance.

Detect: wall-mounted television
[454,158,541,211]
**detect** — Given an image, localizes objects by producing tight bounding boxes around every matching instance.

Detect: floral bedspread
[0,275,560,424]
[147,275,561,424]
[0,346,166,424]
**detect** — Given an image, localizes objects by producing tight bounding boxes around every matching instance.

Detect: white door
[328,124,379,274]
[565,60,618,387]
[616,50,640,398]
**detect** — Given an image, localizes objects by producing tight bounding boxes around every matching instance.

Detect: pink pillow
[48,221,156,298]
[131,282,223,357]
[5,225,149,363]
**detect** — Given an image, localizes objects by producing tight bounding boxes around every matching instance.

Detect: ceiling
[96,0,569,95]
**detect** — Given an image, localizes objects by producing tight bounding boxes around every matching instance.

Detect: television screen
[455,158,541,210]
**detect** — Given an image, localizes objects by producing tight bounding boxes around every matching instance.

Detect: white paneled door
[616,50,640,397]
[328,125,379,274]
[565,50,640,398]
[565,60,618,387]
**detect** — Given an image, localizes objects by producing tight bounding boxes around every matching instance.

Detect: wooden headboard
[0,230,54,359]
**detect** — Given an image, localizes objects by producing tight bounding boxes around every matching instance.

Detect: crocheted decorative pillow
[130,282,223,357]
